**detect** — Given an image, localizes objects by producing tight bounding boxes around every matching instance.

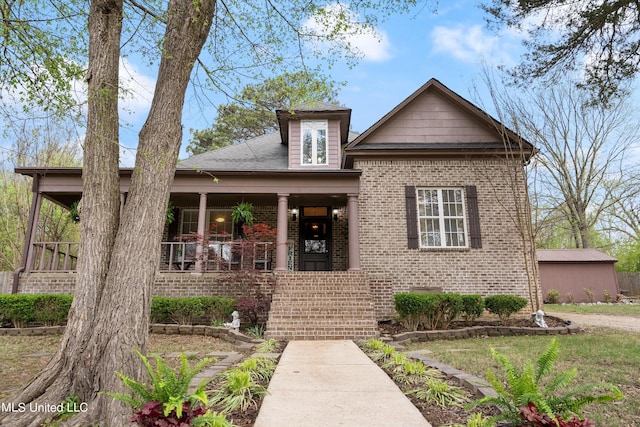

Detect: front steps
[265,271,379,341]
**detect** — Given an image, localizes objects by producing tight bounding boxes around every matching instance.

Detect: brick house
[13,78,536,340]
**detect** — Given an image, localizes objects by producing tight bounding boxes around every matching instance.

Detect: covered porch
[15,167,362,281]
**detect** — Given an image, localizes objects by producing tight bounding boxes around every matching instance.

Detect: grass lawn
[544,303,640,317]
[406,328,640,427]
[0,333,236,401]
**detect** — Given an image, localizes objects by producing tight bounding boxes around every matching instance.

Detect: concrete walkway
[253,340,432,427]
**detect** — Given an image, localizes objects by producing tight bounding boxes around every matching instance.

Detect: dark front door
[299,207,332,271]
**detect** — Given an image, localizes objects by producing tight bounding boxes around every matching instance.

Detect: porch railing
[30,242,79,272]
[27,241,275,273]
[159,241,275,272]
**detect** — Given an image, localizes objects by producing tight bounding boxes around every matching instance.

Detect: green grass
[406,329,640,427]
[544,303,640,317]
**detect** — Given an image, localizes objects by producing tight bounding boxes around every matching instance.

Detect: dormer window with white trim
[301,120,328,165]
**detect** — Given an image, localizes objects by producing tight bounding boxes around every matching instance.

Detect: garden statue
[533,309,548,328]
[224,310,240,331]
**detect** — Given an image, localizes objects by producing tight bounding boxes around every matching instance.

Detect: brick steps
[265,272,379,341]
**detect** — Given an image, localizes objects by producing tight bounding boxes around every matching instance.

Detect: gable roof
[343,78,534,166]
[276,102,352,146]
[537,249,618,263]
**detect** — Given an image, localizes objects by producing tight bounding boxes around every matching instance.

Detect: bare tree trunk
[0,0,215,425]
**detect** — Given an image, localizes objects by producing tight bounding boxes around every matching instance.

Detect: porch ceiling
[170,193,349,207]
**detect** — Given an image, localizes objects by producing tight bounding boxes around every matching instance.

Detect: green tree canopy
[187,72,340,155]
[482,1,640,100]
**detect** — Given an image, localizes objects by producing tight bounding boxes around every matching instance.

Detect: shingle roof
[177,130,360,171]
[537,249,618,263]
[178,133,288,171]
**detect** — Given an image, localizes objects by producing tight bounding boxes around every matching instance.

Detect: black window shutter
[465,185,482,249]
[405,186,419,249]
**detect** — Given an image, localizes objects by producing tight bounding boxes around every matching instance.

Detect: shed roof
[537,249,618,263]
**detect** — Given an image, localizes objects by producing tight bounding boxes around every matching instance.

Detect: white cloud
[431,24,514,66]
[118,57,156,121]
[302,3,393,62]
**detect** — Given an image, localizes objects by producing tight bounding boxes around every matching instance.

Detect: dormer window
[301,120,328,165]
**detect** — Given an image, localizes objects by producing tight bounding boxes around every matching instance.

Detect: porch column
[347,193,361,271]
[22,174,43,276]
[274,193,289,272]
[195,192,207,272]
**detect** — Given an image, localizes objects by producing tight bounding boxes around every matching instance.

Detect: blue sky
[112,1,531,165]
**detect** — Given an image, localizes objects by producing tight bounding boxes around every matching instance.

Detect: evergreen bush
[484,295,528,324]
[460,294,484,324]
[394,292,463,330]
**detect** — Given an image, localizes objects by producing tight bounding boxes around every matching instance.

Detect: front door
[299,207,332,271]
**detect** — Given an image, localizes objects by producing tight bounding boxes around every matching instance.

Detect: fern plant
[408,378,468,407]
[466,337,624,425]
[106,350,217,422]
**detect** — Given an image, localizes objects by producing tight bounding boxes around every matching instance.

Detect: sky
[112,1,529,166]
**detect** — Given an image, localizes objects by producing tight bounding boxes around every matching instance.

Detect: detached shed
[537,249,619,303]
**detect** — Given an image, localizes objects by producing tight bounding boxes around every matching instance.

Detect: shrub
[545,290,561,305]
[150,296,236,325]
[466,337,623,425]
[603,290,612,304]
[0,294,73,327]
[460,294,484,324]
[33,294,73,326]
[484,295,528,324]
[584,288,594,303]
[394,293,463,330]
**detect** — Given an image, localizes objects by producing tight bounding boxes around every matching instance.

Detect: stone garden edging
[390,320,579,344]
[0,324,263,346]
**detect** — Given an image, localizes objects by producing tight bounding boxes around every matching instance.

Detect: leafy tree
[187,72,340,155]
[0,1,429,425]
[0,117,81,271]
[489,79,638,248]
[482,1,640,101]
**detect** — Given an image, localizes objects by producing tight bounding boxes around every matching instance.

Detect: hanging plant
[68,200,81,223]
[166,201,176,225]
[231,202,254,225]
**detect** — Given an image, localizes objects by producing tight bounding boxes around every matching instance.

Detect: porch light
[291,208,298,222]
[215,216,225,223]
[332,208,339,221]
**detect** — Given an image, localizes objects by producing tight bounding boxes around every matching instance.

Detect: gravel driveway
[546,312,640,333]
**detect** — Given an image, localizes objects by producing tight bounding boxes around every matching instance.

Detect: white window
[301,120,328,165]
[179,209,234,239]
[416,188,468,248]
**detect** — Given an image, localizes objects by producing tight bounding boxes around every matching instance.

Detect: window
[179,209,234,239]
[301,120,328,165]
[416,188,468,248]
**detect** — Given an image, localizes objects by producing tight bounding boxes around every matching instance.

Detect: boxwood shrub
[0,294,73,328]
[460,294,484,324]
[0,295,235,328]
[484,295,529,324]
[150,296,235,325]
[394,293,462,331]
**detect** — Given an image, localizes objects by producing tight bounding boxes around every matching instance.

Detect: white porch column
[347,193,361,271]
[195,193,207,271]
[274,193,289,271]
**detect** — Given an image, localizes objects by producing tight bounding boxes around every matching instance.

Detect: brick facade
[356,158,538,319]
[18,272,275,301]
